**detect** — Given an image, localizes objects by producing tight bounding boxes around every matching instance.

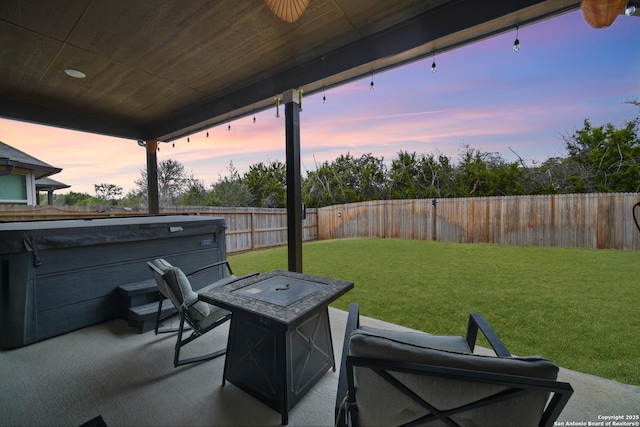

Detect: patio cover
[0,0,584,142]
[0,0,586,270]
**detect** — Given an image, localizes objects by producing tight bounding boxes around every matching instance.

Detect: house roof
[0,141,62,179]
[0,0,583,144]
[35,177,71,191]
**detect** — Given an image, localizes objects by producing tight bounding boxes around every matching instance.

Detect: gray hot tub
[0,215,228,347]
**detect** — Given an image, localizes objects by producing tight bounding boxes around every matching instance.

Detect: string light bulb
[370,72,374,90]
[431,52,437,73]
[206,129,209,138]
[513,25,520,52]
[275,96,280,118]
[321,57,327,103]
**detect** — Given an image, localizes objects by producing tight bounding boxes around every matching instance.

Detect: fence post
[251,211,255,251]
[431,199,437,241]
[382,201,386,239]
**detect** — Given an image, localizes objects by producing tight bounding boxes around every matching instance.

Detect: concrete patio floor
[1,307,638,426]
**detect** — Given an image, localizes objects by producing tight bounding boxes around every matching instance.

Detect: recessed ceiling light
[64,68,86,79]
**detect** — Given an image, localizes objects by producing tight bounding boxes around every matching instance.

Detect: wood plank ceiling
[0,0,581,143]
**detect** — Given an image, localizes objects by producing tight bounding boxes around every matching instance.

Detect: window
[0,174,28,203]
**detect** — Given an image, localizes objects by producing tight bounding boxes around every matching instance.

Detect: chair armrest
[466,313,511,357]
[147,260,163,276]
[186,260,233,277]
[205,271,260,291]
[231,271,260,282]
[336,303,360,426]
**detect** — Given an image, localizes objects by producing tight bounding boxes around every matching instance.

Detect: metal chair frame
[335,303,573,427]
[147,259,256,367]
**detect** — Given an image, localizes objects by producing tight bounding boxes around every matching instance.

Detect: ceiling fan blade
[265,0,310,23]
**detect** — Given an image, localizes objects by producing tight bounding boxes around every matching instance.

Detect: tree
[356,153,387,200]
[208,179,253,207]
[120,190,145,208]
[208,162,253,207]
[53,191,93,206]
[563,118,640,192]
[303,153,386,207]
[179,175,208,206]
[133,158,189,207]
[453,146,525,197]
[524,157,586,194]
[333,153,386,202]
[94,183,122,204]
[424,153,457,198]
[385,151,461,199]
[386,151,421,199]
[243,160,287,208]
[303,160,337,207]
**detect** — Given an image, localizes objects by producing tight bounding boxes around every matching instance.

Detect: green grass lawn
[229,238,640,385]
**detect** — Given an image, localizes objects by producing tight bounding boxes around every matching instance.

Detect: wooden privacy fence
[0,205,318,254]
[317,193,640,251]
[189,207,318,253]
[2,193,640,251]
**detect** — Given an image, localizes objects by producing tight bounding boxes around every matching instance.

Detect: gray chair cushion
[358,325,471,353]
[152,259,210,322]
[349,327,559,427]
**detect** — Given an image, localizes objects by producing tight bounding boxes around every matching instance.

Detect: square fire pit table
[198,269,353,425]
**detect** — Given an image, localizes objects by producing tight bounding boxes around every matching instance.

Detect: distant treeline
[53,107,640,209]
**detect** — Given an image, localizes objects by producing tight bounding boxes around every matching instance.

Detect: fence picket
[2,192,639,251]
[317,193,640,250]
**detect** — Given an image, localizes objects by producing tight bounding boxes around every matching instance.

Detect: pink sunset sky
[1,10,638,195]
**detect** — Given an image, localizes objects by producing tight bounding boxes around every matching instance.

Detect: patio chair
[335,303,573,427]
[147,258,257,367]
